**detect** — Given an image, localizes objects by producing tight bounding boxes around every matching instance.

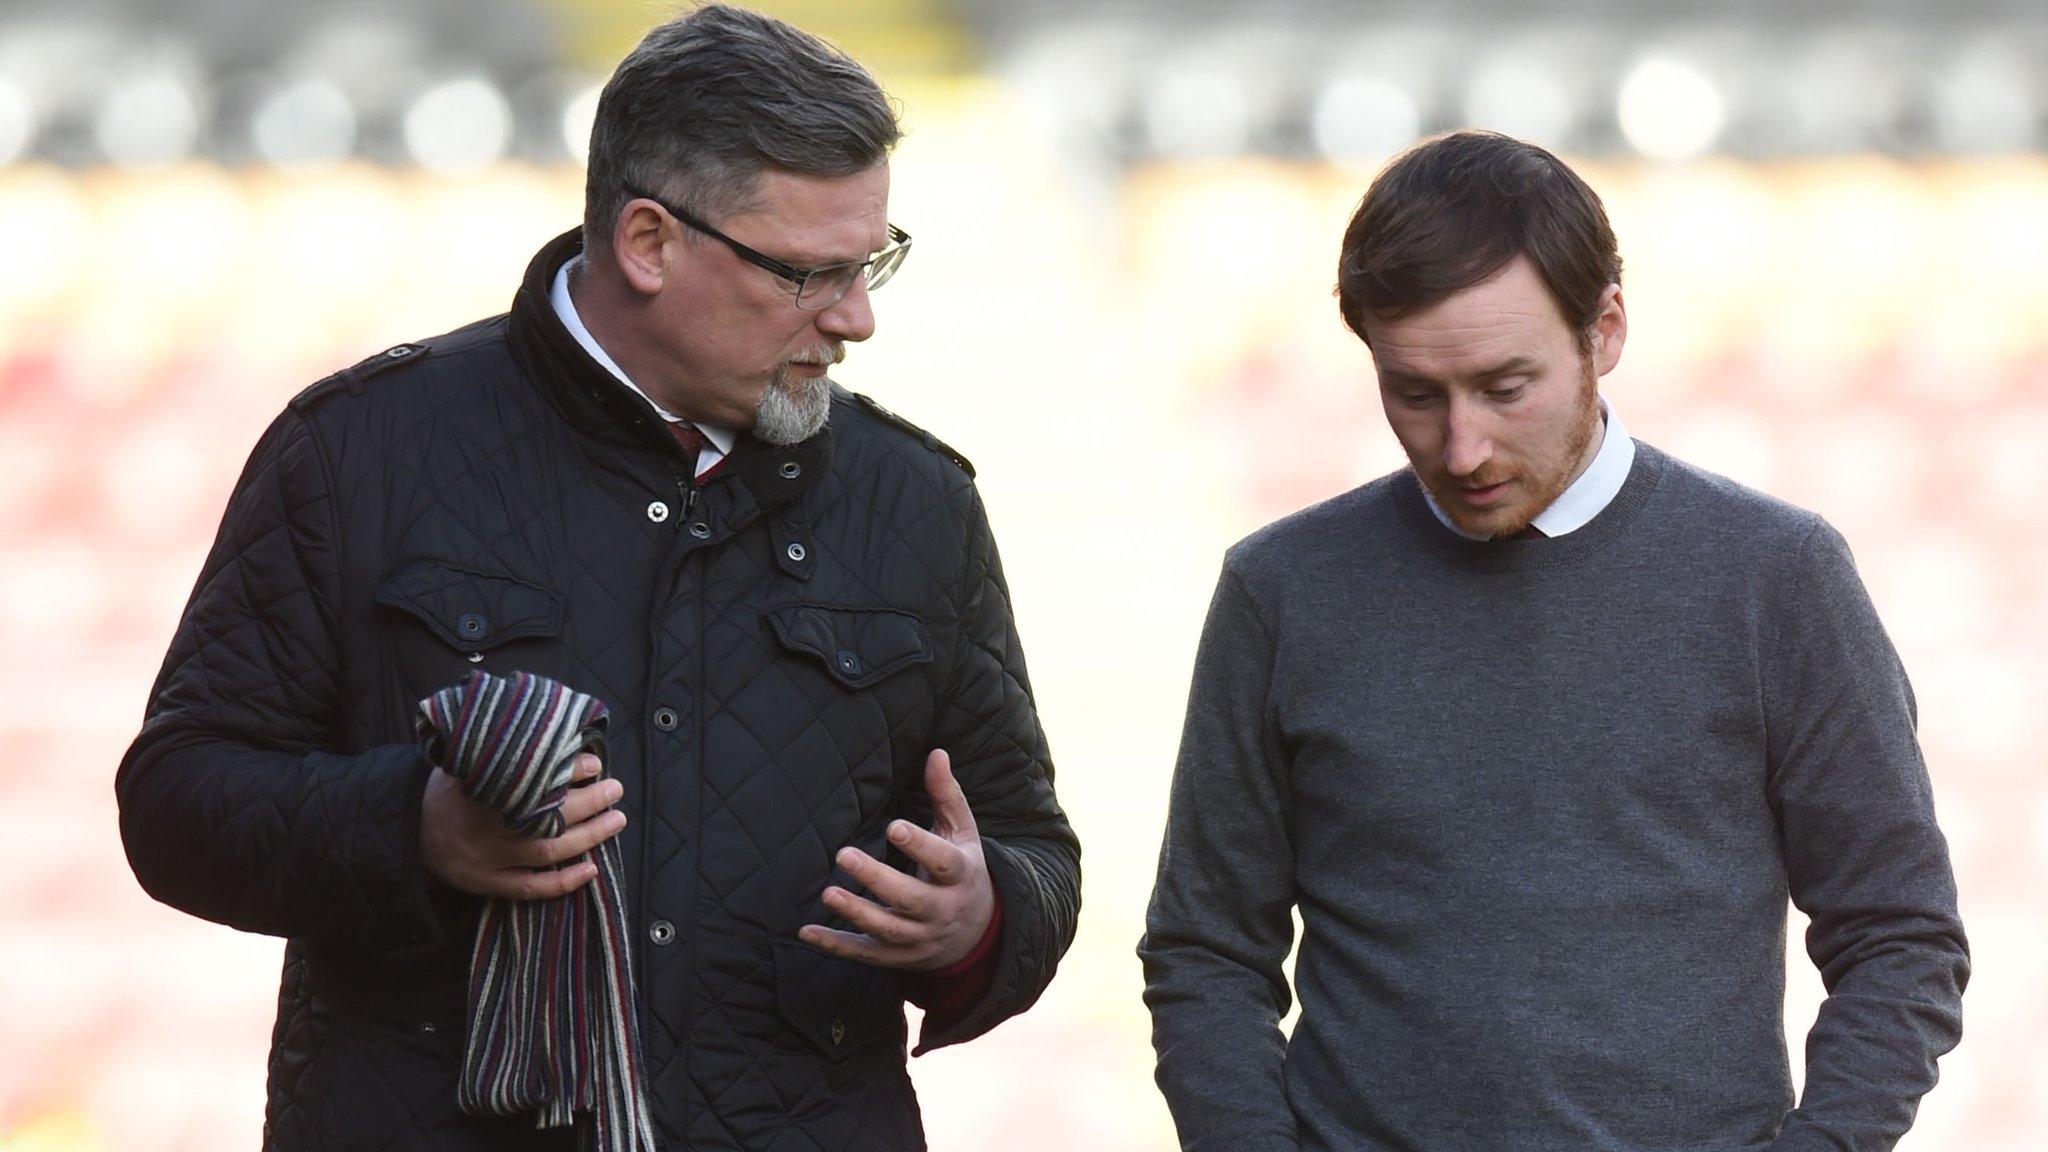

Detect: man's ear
[610,200,672,298]
[1588,283,1627,377]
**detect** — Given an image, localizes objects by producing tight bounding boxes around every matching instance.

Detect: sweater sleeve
[115,408,448,955]
[1762,521,1969,1152]
[1139,558,1300,1152]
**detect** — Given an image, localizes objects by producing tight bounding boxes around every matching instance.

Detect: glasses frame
[623,184,911,311]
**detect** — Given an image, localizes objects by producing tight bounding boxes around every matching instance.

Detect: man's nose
[1443,396,1493,478]
[814,276,876,343]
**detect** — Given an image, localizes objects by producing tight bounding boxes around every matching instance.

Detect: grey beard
[753,370,832,445]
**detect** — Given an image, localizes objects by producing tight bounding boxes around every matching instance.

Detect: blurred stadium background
[2,0,2045,1148]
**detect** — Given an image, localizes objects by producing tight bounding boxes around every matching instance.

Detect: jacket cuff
[913,836,1056,1054]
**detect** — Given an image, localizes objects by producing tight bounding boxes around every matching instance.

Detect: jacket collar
[508,227,829,513]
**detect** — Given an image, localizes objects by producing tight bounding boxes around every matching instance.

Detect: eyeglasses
[624,185,911,311]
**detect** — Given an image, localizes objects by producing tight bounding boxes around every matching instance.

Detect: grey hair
[582,3,901,261]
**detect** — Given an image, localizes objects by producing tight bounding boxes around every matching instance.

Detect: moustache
[784,344,845,368]
[1425,464,1512,490]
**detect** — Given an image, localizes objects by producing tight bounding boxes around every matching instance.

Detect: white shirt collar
[1422,397,1636,540]
[548,256,735,462]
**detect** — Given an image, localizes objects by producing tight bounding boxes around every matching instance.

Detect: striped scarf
[416,669,659,1152]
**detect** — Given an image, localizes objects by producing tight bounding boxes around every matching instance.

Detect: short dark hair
[582,3,901,260]
[1336,130,1621,349]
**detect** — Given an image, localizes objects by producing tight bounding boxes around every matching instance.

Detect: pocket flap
[374,561,563,653]
[765,604,933,689]
[773,940,904,1060]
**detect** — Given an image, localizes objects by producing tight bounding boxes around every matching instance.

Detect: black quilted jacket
[116,229,1081,1151]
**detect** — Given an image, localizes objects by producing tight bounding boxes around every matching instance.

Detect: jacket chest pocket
[374,560,566,707]
[760,604,936,827]
[765,604,934,687]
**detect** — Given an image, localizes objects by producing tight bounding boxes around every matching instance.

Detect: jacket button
[786,542,807,562]
[780,461,801,479]
[419,1021,438,1035]
[829,1016,845,1046]
[689,522,712,539]
[836,651,860,676]
[649,919,675,946]
[653,707,678,732]
[456,613,486,639]
[647,501,670,523]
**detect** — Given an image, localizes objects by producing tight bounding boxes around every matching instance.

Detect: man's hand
[799,749,995,971]
[420,751,626,899]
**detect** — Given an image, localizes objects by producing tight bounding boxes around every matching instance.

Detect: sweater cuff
[902,893,1003,1022]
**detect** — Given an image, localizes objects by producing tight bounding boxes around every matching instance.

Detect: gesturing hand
[420,751,627,900]
[799,749,995,971]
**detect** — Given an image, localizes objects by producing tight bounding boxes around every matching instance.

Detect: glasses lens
[865,242,908,292]
[791,231,909,310]
[794,264,861,311]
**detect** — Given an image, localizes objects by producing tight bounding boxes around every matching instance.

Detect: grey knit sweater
[1140,442,1967,1152]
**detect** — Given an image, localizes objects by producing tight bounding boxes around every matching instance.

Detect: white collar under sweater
[1422,397,1636,541]
[549,256,735,474]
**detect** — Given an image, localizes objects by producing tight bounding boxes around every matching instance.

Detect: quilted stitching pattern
[116,233,1080,1151]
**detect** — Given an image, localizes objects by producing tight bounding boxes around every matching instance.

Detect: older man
[1141,130,1965,1152]
[118,6,1079,1149]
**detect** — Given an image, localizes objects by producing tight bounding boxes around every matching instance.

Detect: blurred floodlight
[404,76,512,174]
[562,83,601,164]
[252,79,357,168]
[1464,56,1575,149]
[1312,76,1419,165]
[1618,55,1726,161]
[0,80,32,164]
[1933,48,2035,154]
[1782,39,1882,151]
[1144,68,1249,158]
[1002,24,1148,155]
[0,20,118,120]
[96,71,202,167]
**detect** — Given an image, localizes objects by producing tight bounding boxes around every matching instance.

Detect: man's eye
[809,264,860,294]
[1486,384,1525,401]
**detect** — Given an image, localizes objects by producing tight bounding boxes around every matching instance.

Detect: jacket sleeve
[1138,558,1300,1152]
[910,484,1081,1053]
[1762,522,1969,1152]
[116,407,448,954]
